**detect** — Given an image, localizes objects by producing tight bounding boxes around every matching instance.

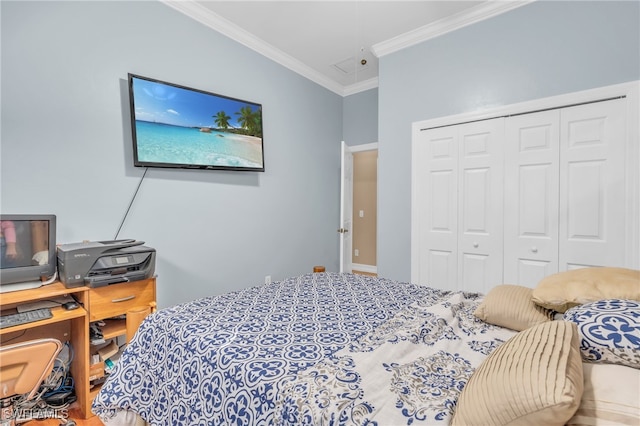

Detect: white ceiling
[162,1,531,96]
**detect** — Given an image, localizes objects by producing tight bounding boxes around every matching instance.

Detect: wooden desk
[1,282,90,417]
[0,278,156,419]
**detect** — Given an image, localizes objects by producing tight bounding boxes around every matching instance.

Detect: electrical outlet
[354,249,359,257]
[265,275,271,284]
[359,210,364,218]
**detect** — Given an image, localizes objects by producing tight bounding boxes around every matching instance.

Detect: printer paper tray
[86,272,148,288]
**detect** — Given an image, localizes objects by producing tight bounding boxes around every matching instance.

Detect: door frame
[339,141,353,273]
[341,142,378,273]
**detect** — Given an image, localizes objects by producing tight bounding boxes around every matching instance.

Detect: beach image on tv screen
[131,76,263,170]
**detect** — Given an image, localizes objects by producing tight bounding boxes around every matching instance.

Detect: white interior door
[559,99,627,269]
[412,118,503,292]
[412,126,459,288]
[339,141,353,273]
[457,119,504,293]
[504,110,560,287]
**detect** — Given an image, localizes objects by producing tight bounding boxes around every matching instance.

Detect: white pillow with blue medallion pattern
[563,299,640,369]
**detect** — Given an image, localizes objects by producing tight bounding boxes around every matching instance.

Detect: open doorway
[351,144,377,275]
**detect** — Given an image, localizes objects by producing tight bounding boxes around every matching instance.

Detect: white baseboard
[350,263,377,274]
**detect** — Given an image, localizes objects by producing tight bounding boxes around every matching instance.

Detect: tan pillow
[474,284,554,331]
[532,267,640,312]
[567,363,640,426]
[452,321,584,426]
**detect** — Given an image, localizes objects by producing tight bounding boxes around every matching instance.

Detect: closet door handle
[473,242,479,248]
[531,246,538,253]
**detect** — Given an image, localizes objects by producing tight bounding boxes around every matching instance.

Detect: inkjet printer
[57,239,156,288]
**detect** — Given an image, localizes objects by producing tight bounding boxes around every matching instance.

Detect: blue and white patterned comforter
[92,273,514,425]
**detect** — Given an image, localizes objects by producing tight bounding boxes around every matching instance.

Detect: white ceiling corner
[161,0,533,97]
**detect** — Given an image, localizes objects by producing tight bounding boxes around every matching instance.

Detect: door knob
[473,242,479,248]
[531,246,538,253]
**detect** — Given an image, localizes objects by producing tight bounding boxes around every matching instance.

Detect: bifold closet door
[413,118,504,293]
[414,90,635,292]
[559,99,627,269]
[504,98,627,285]
[412,125,459,289]
[504,110,560,287]
[457,119,504,293]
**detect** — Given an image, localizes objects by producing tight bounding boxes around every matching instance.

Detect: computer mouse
[62,301,79,310]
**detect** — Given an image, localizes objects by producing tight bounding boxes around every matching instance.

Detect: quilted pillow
[474,284,554,331]
[532,267,640,313]
[451,321,583,426]
[563,299,640,369]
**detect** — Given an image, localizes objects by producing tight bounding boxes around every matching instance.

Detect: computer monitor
[0,214,57,293]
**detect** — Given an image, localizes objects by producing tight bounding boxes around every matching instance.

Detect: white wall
[377,1,640,281]
[1,1,343,307]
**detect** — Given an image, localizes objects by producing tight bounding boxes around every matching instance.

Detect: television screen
[0,214,57,293]
[128,73,264,172]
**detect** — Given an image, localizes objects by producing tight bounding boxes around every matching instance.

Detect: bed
[92,270,640,425]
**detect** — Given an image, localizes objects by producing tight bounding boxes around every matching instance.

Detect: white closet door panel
[461,168,490,234]
[559,99,626,269]
[457,119,504,293]
[424,249,455,290]
[430,170,456,237]
[413,127,459,288]
[504,110,559,287]
[461,253,491,291]
[421,169,457,288]
[412,137,431,285]
[514,259,554,286]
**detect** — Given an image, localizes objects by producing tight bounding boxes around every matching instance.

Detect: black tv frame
[128,73,264,172]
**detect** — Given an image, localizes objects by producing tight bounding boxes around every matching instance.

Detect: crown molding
[161,0,533,97]
[343,77,379,97]
[160,0,345,96]
[371,0,534,58]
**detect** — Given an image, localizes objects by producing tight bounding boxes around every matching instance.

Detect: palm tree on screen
[236,106,261,137]
[214,111,231,130]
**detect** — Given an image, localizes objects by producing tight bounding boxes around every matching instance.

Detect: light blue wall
[343,88,378,146]
[377,1,640,281]
[1,1,343,307]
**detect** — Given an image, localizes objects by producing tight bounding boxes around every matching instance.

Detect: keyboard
[0,307,53,329]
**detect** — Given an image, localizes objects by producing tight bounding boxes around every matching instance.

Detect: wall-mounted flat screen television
[128,73,264,172]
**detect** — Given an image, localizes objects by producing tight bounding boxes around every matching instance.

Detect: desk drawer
[89,279,155,321]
